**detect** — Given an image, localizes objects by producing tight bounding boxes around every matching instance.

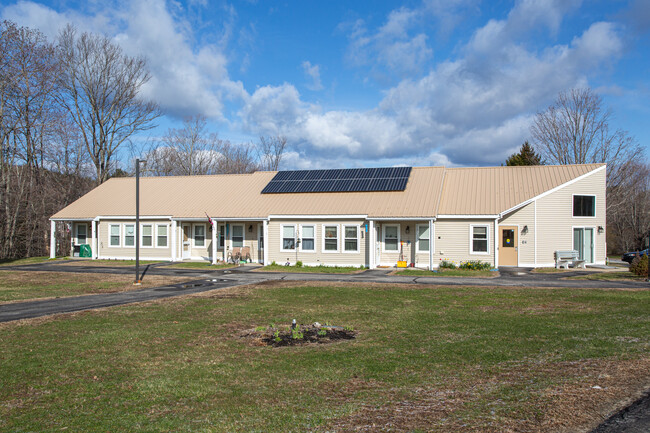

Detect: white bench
[555,250,586,269]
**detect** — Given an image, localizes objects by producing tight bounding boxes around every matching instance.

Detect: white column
[171,220,177,261]
[211,219,217,265]
[494,218,499,268]
[91,220,97,259]
[50,220,56,259]
[263,220,269,266]
[368,220,375,269]
[429,219,434,270]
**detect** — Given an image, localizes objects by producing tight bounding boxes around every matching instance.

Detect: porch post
[494,218,499,268]
[50,220,56,259]
[263,220,269,266]
[211,218,217,265]
[171,220,177,261]
[429,219,434,270]
[369,220,375,269]
[91,220,97,260]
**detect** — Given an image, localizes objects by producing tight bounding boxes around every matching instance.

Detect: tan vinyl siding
[434,219,495,267]
[268,219,366,266]
[536,168,606,265]
[499,203,535,266]
[97,220,172,259]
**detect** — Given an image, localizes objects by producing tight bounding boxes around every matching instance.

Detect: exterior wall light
[522,225,528,234]
[249,224,253,233]
[598,226,604,234]
[405,226,410,234]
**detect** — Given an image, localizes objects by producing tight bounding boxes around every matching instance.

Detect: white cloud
[301,61,324,91]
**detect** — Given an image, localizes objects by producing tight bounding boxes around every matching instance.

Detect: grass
[394,268,498,277]
[1,280,648,431]
[0,256,56,266]
[0,271,192,303]
[567,271,647,281]
[260,263,365,273]
[167,262,236,269]
[533,267,570,273]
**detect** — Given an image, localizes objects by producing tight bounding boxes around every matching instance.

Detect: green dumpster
[79,244,92,258]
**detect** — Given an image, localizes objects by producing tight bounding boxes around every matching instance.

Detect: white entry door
[182,224,191,259]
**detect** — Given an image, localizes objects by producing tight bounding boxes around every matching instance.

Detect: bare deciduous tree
[257,135,287,171]
[57,25,160,185]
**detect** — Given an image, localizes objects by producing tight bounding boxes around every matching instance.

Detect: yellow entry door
[499,226,518,267]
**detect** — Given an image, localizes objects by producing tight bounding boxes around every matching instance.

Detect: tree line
[505,88,648,254]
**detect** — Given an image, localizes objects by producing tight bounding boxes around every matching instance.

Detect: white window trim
[76,223,87,245]
[299,224,316,253]
[322,224,340,253]
[572,194,597,218]
[123,223,135,248]
[230,223,245,248]
[470,224,490,255]
[108,223,121,248]
[382,224,400,253]
[343,224,360,254]
[193,224,206,248]
[140,223,154,248]
[281,224,297,252]
[416,223,430,253]
[155,223,169,248]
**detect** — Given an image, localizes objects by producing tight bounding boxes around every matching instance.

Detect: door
[182,224,191,259]
[258,224,264,264]
[573,228,594,263]
[499,226,518,266]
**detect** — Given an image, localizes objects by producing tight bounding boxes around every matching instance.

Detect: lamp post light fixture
[135,158,147,285]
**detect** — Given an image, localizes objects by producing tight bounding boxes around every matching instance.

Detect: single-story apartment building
[49,163,606,269]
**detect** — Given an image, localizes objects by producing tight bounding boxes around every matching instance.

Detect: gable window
[194,225,205,247]
[109,224,121,247]
[232,225,244,248]
[344,225,359,253]
[76,224,87,245]
[323,225,339,252]
[156,224,168,248]
[383,225,399,252]
[416,224,430,252]
[282,225,296,251]
[124,224,135,247]
[141,224,153,247]
[300,225,315,251]
[573,195,595,217]
[470,225,489,254]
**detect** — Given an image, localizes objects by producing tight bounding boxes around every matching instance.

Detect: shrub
[630,254,648,277]
[270,261,277,266]
[459,260,492,271]
[439,260,457,269]
[295,260,303,268]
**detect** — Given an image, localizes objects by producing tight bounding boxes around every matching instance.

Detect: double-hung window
[232,225,244,248]
[218,224,225,249]
[323,225,339,252]
[124,224,135,247]
[300,225,315,251]
[76,224,87,245]
[156,224,168,248]
[344,225,359,252]
[194,225,205,247]
[383,225,399,252]
[416,224,430,252]
[109,224,121,247]
[282,225,296,251]
[141,224,153,247]
[470,225,489,254]
[573,195,595,217]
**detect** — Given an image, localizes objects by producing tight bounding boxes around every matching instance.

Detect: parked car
[622,249,649,263]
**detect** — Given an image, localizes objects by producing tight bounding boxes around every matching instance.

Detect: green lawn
[260,264,365,273]
[394,268,498,277]
[567,271,646,281]
[167,262,236,269]
[0,256,55,266]
[1,281,648,431]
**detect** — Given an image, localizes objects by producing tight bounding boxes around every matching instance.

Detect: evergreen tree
[505,142,543,166]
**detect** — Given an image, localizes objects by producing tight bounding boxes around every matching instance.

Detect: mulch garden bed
[241,323,357,347]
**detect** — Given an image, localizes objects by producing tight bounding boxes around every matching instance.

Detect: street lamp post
[135,159,146,285]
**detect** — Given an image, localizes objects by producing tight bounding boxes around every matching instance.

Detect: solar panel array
[261,167,412,194]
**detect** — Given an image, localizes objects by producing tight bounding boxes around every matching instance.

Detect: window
[282,225,296,250]
[218,224,225,249]
[470,225,489,254]
[156,224,168,248]
[76,224,87,245]
[232,225,244,248]
[344,225,359,252]
[416,224,430,252]
[109,224,120,247]
[194,225,205,247]
[383,225,399,251]
[323,225,339,252]
[300,225,315,251]
[573,195,595,217]
[124,224,135,247]
[141,224,153,247]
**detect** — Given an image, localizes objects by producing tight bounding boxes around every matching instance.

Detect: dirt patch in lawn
[322,357,650,432]
[240,323,357,347]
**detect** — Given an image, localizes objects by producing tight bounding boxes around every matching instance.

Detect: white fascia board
[95,215,173,221]
[437,215,499,219]
[209,217,268,221]
[499,165,606,218]
[368,217,435,221]
[268,214,368,220]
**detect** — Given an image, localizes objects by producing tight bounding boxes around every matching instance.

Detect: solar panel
[262,166,412,194]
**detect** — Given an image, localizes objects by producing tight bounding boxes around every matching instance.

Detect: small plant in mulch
[241,322,357,347]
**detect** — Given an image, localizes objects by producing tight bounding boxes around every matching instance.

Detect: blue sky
[2,0,649,169]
